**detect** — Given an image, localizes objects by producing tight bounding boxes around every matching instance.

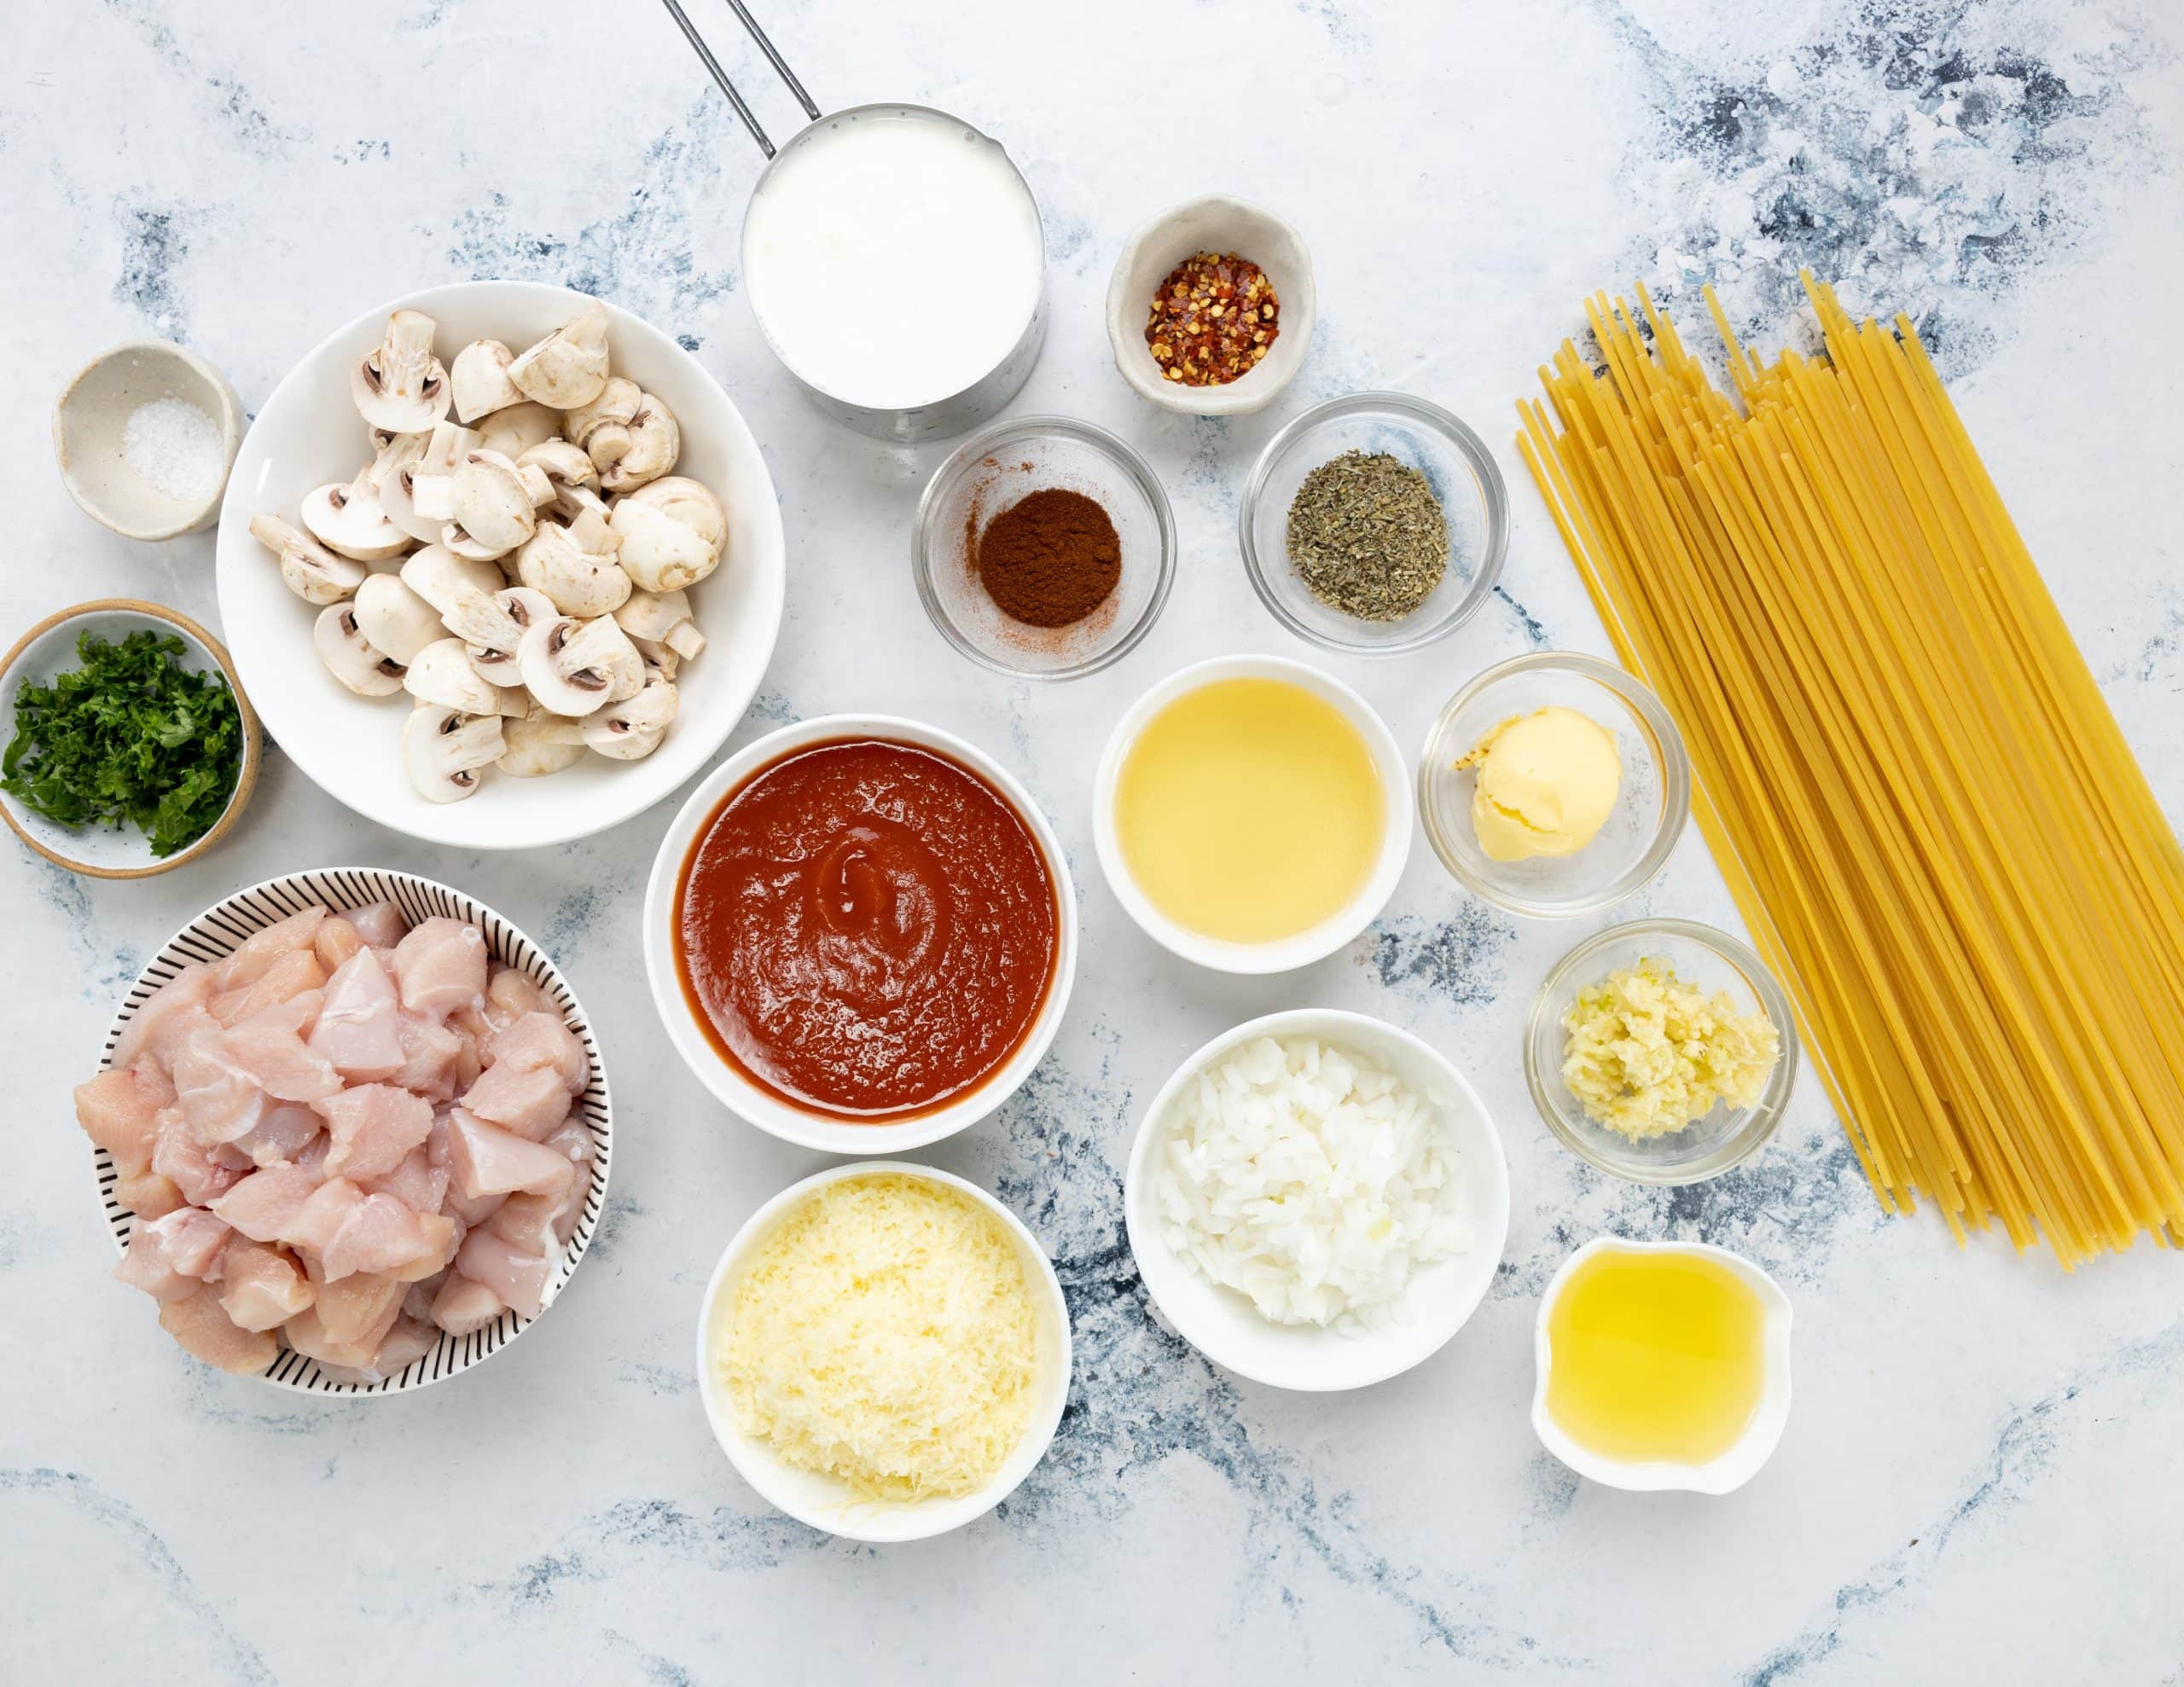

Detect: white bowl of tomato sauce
[642,715,1077,1153]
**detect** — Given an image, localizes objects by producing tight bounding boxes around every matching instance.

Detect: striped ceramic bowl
[90,867,613,1395]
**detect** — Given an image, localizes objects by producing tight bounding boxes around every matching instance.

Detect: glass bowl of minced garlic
[1526,919,1798,1184]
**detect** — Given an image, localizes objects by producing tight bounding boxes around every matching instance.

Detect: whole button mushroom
[607,477,726,593]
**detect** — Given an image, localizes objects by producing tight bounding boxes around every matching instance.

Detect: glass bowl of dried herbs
[0,599,258,878]
[1239,391,1507,655]
[914,415,1177,681]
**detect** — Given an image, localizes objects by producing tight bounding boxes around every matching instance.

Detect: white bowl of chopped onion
[1124,1009,1509,1392]
[695,1161,1072,1542]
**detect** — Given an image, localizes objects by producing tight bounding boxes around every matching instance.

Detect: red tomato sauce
[674,738,1060,1119]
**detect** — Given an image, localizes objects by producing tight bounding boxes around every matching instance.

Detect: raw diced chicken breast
[171,1020,268,1144]
[111,964,215,1071]
[360,1147,448,1216]
[314,1270,407,1346]
[485,1191,564,1257]
[282,1304,386,1371]
[208,948,327,1026]
[391,1011,463,1099]
[223,1005,343,1104]
[160,1286,280,1374]
[403,1272,446,1323]
[316,1083,434,1180]
[443,1109,577,1203]
[459,1061,571,1140]
[293,1130,333,1181]
[486,965,551,1031]
[489,1012,588,1096]
[308,948,404,1079]
[346,901,409,949]
[541,1117,595,1167]
[75,1064,176,1176]
[321,1195,454,1283]
[430,1272,508,1336]
[113,1208,234,1302]
[217,1242,314,1331]
[313,915,363,974]
[212,1162,321,1243]
[232,1102,322,1168]
[391,918,487,1018]
[116,1170,185,1220]
[447,1007,489,1089]
[369,1315,439,1378]
[152,1113,247,1206]
[284,1176,365,1263]
[211,907,328,991]
[456,1228,552,1318]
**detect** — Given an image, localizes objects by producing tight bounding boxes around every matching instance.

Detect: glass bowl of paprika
[913,415,1177,681]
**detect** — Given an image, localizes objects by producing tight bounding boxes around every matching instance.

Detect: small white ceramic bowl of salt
[53,339,242,540]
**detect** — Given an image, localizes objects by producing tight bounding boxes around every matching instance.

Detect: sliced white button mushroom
[403,703,503,803]
[613,588,706,663]
[581,671,677,761]
[607,477,727,593]
[450,584,555,687]
[561,378,638,454]
[351,572,444,666]
[444,449,554,562]
[517,504,631,617]
[404,637,502,716]
[507,300,610,409]
[301,468,412,562]
[572,384,679,493]
[518,614,642,716]
[517,438,599,516]
[382,420,478,542]
[449,339,524,423]
[351,310,451,434]
[474,401,562,461]
[400,543,506,620]
[313,601,407,696]
[497,709,589,778]
[249,514,368,605]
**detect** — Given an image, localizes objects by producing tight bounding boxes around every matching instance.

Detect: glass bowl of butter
[1419,651,1688,918]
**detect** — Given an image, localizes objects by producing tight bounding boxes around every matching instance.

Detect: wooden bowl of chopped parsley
[0,599,258,878]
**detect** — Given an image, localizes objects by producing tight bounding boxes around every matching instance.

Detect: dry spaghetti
[1518,273,2184,1267]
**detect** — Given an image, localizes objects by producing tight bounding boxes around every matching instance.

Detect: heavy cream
[742,109,1043,410]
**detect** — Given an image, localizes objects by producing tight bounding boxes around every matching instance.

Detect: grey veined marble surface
[4,2,2181,1683]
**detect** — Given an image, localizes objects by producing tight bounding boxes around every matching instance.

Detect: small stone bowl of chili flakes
[1104,194,1316,416]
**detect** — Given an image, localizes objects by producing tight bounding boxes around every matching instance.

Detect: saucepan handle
[658,0,820,159]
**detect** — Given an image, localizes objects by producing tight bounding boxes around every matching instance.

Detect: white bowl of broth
[1092,655,1412,974]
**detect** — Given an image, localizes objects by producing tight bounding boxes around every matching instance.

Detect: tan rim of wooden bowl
[0,597,261,879]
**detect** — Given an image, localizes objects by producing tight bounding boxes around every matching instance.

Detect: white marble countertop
[5,2,2181,1681]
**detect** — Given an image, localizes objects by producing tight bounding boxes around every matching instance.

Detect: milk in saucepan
[742,109,1043,412]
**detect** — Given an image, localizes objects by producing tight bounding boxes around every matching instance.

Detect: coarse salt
[122,397,225,502]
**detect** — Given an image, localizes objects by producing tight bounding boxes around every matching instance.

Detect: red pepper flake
[1144,252,1279,387]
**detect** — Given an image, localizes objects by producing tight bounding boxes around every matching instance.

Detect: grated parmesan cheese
[722,1174,1041,1502]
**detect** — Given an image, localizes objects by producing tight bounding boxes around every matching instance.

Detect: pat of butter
[1455,707,1620,862]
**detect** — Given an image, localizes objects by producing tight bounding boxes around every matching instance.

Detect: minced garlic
[1560,958,1780,1139]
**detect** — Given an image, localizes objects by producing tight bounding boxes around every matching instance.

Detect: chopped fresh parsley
[3,629,243,857]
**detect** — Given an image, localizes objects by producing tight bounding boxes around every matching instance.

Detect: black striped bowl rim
[94,867,613,1396]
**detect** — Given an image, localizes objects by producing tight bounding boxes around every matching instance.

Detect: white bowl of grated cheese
[1124,1009,1509,1392]
[695,1161,1072,1542]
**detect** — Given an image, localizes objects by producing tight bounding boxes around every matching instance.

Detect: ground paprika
[973,487,1122,628]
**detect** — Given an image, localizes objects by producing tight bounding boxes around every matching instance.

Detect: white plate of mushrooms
[214,281,785,849]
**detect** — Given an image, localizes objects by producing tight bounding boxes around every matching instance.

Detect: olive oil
[1114,677,1384,945]
[1544,1248,1767,1465]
